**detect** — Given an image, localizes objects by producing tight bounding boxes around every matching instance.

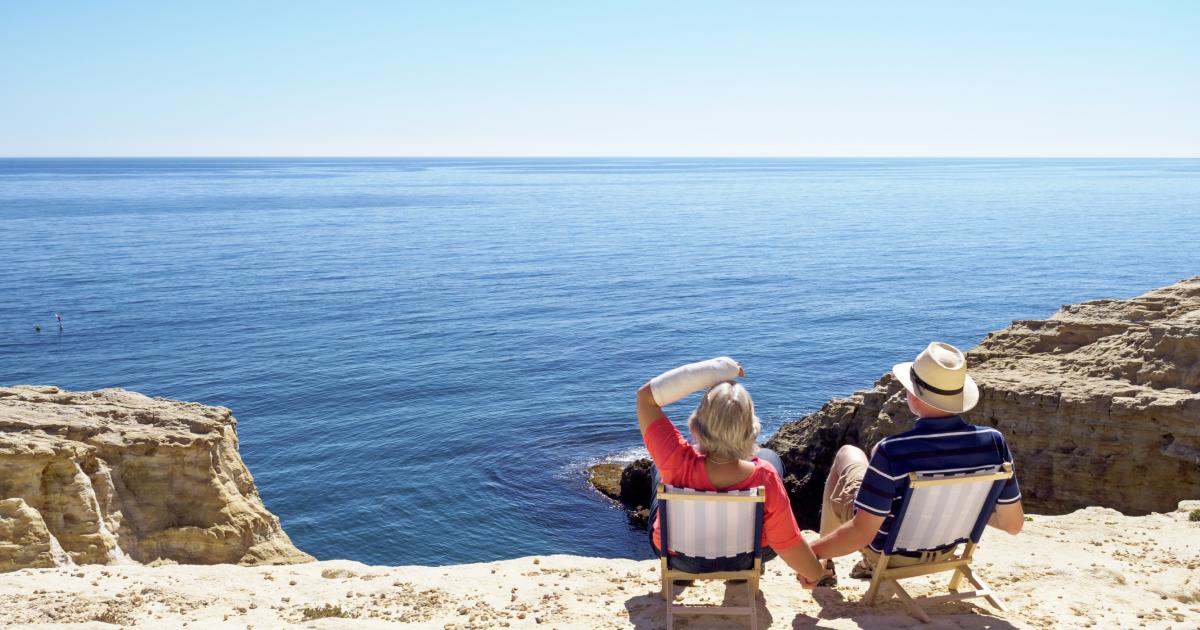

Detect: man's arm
[987,500,1024,535]
[809,509,885,561]
[776,537,826,583]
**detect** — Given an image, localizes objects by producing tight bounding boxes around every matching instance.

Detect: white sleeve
[649,357,740,407]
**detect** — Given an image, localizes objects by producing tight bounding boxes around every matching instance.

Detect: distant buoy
[34,325,41,332]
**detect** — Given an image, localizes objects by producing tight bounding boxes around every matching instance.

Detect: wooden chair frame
[863,464,1013,623]
[657,484,766,630]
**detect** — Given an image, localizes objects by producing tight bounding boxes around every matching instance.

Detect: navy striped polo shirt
[853,415,1022,554]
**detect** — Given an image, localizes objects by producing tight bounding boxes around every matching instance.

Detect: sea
[1,157,1197,566]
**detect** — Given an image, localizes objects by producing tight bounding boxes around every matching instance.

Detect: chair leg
[888,577,932,623]
[863,554,889,605]
[947,567,964,591]
[747,579,759,630]
[660,558,670,601]
[751,557,761,595]
[961,565,1006,612]
[950,543,973,592]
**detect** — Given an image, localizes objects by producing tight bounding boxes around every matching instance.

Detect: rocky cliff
[0,386,312,571]
[594,278,1200,528]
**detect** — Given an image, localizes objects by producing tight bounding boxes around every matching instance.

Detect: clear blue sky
[2,1,1197,157]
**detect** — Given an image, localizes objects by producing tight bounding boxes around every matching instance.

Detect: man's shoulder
[878,421,1005,448]
[875,421,1010,472]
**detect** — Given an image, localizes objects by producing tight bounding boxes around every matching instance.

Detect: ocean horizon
[2,157,1198,566]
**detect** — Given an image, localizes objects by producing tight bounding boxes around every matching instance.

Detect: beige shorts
[820,451,867,535]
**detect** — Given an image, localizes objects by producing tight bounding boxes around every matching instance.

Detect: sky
[1,1,1197,157]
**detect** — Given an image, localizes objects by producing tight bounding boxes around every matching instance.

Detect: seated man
[805,342,1025,586]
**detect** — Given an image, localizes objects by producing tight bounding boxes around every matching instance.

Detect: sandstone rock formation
[595,277,1200,529]
[0,386,313,571]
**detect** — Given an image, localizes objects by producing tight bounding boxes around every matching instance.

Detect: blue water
[1,158,1197,566]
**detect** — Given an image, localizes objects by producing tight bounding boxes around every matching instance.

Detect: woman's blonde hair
[687,380,761,462]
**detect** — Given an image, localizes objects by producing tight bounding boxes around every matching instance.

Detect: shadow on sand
[624,581,775,629]
[623,581,1022,629]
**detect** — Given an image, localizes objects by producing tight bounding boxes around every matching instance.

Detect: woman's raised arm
[635,383,664,436]
[636,357,743,436]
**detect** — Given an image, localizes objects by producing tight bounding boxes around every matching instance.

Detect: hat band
[910,366,964,397]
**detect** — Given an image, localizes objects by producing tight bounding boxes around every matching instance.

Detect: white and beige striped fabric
[891,465,1002,553]
[662,485,759,559]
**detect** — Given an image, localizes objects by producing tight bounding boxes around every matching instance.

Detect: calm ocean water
[1,157,1197,566]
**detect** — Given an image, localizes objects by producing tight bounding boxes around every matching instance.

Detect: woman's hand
[796,560,833,589]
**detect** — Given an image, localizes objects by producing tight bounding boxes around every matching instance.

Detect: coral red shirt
[644,415,802,552]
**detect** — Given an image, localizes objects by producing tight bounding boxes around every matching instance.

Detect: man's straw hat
[892,342,979,414]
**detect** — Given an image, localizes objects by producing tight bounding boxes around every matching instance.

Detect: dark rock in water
[587,458,654,528]
[619,458,654,509]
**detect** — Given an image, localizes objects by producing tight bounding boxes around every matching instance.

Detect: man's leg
[756,447,786,479]
[815,445,870,583]
[820,445,869,537]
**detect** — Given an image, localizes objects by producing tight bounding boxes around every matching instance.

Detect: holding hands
[796,559,834,589]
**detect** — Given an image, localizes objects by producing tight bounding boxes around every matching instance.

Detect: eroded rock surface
[596,278,1200,528]
[0,386,313,571]
[769,277,1200,526]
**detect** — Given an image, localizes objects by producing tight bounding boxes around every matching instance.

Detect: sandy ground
[0,503,1197,629]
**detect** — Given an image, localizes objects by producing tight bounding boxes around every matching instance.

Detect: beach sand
[0,503,1196,629]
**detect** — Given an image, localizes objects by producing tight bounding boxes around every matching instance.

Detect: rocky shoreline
[591,277,1200,530]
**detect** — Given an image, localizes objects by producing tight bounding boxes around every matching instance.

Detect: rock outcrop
[595,277,1200,529]
[0,386,313,571]
[589,459,653,525]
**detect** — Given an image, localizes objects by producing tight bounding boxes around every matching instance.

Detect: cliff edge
[0,504,1196,627]
[0,386,313,571]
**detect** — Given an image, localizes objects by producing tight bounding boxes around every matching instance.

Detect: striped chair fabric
[662,484,759,559]
[888,464,1006,553]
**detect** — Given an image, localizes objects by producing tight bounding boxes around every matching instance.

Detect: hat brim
[892,362,979,414]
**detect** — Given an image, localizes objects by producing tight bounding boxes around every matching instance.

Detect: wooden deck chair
[864,463,1014,623]
[657,483,766,630]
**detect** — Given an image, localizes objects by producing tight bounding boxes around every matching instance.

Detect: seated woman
[637,356,824,583]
